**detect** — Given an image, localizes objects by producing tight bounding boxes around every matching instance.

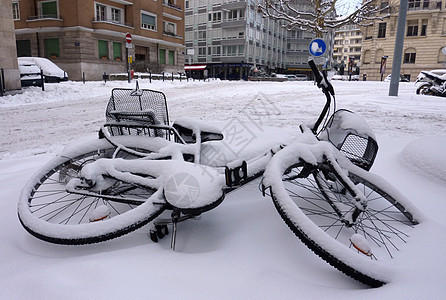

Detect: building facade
[360,0,446,81]
[184,0,335,79]
[333,24,362,74]
[1,0,21,91]
[13,0,185,81]
[184,0,287,79]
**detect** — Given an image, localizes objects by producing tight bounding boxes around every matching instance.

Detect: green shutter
[113,42,122,60]
[42,1,58,17]
[159,49,166,64]
[44,38,60,58]
[98,40,108,59]
[168,50,175,65]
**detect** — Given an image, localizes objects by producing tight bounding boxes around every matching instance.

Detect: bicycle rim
[18,145,166,245]
[269,161,419,287]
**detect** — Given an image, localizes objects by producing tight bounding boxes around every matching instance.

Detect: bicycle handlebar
[308,59,335,134]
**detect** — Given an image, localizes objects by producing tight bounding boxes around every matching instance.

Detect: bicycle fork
[318,157,367,227]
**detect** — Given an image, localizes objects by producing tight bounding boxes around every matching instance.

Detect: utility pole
[389,0,408,96]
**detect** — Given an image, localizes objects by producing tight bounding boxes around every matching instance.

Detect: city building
[333,24,362,74]
[184,0,287,79]
[13,0,186,81]
[360,0,446,81]
[0,0,21,91]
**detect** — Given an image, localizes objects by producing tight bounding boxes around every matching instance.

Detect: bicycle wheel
[264,154,422,287]
[18,137,166,245]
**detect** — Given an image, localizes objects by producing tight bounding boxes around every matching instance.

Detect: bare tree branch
[258,0,390,36]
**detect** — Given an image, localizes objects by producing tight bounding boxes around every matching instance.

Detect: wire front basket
[104,86,171,139]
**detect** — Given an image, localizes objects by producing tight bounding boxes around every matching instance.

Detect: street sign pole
[125,33,133,83]
[389,0,408,97]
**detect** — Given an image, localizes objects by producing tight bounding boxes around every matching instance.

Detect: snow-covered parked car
[18,60,43,87]
[384,74,410,82]
[18,57,68,83]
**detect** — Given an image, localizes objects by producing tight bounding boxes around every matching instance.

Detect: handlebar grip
[308,59,322,84]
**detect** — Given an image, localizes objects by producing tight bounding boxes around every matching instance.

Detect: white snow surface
[1,79,446,299]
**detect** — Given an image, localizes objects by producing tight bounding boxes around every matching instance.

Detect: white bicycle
[18,61,423,287]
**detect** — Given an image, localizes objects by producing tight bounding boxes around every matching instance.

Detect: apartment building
[184,0,287,79]
[13,0,185,80]
[360,0,446,81]
[333,24,362,73]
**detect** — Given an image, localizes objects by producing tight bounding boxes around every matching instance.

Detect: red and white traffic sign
[125,33,132,44]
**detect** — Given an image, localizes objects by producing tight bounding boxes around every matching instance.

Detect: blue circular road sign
[309,39,326,57]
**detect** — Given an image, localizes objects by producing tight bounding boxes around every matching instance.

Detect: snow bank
[400,136,446,182]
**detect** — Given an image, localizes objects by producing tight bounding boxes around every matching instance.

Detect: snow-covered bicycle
[18,61,423,287]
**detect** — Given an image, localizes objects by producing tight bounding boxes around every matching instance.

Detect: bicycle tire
[264,153,422,287]
[18,137,166,245]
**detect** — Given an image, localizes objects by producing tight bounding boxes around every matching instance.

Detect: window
[208,11,221,23]
[98,40,108,59]
[404,49,416,63]
[443,18,446,35]
[227,9,244,20]
[378,23,386,38]
[198,30,206,40]
[212,46,221,55]
[438,48,446,63]
[407,21,418,36]
[238,45,244,55]
[408,0,421,9]
[421,19,428,36]
[44,38,60,58]
[113,42,121,60]
[198,47,206,56]
[39,1,58,18]
[168,50,175,65]
[12,2,20,20]
[96,4,106,21]
[111,8,121,23]
[141,12,156,31]
[159,49,166,64]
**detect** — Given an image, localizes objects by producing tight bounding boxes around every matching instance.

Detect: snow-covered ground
[1,78,445,299]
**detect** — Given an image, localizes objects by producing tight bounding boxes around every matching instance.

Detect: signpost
[309,39,326,57]
[126,33,133,83]
[125,33,132,44]
[309,39,326,67]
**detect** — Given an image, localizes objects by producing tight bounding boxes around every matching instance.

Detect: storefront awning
[184,65,207,70]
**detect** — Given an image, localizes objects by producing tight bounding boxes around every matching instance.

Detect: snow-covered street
[1,79,445,299]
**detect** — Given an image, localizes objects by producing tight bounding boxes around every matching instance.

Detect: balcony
[221,18,246,28]
[93,18,133,28]
[163,30,182,39]
[27,14,62,21]
[163,0,182,11]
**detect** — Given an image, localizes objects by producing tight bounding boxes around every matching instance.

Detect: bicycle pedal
[225,161,247,188]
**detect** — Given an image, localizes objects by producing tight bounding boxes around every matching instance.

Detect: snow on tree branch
[258,0,390,36]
